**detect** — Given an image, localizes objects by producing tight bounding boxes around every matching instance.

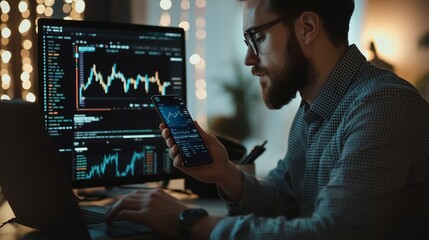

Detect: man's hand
[160,122,229,184]
[105,188,187,239]
[160,122,244,202]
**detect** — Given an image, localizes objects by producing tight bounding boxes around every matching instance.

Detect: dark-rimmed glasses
[244,16,287,56]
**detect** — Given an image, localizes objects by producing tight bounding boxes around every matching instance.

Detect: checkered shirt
[212,45,429,239]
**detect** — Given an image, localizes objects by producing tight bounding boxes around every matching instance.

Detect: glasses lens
[244,32,258,55]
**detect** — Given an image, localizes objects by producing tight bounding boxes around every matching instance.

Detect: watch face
[179,208,208,226]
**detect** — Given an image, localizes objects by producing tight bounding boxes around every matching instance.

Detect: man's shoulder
[335,62,429,130]
[347,62,422,103]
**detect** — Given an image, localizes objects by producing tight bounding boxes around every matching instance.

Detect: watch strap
[179,208,208,240]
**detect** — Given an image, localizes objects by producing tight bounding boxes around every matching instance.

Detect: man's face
[243,0,312,109]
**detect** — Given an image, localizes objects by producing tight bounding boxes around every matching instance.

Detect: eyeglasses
[244,16,287,56]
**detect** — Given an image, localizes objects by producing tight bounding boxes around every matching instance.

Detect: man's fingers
[106,197,142,223]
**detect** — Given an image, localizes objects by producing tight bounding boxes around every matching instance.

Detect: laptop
[0,100,152,239]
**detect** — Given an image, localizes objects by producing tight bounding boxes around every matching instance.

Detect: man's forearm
[215,161,244,203]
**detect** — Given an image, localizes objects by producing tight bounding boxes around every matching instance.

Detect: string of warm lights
[19,0,35,102]
[179,0,190,39]
[193,0,207,124]
[0,0,85,102]
[1,0,12,100]
[35,0,85,21]
[158,0,207,124]
[159,0,172,26]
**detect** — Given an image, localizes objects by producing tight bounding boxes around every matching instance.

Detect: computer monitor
[37,18,186,188]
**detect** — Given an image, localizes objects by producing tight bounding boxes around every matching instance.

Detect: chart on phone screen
[160,106,190,126]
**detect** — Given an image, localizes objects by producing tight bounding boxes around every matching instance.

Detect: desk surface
[0,180,227,240]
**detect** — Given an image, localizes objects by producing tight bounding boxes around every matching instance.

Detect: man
[107,0,429,239]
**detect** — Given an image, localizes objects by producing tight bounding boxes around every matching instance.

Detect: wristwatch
[178,208,208,239]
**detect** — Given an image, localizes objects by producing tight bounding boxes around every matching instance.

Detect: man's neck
[300,44,349,105]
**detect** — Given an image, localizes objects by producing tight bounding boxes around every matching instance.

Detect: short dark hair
[240,0,355,46]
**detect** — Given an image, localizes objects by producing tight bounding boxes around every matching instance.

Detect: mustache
[251,66,265,76]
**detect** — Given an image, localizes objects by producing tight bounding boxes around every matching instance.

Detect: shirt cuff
[210,216,238,240]
[217,169,247,206]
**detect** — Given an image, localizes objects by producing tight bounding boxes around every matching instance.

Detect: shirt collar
[303,44,366,123]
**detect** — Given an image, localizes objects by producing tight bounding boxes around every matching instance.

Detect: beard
[260,29,312,109]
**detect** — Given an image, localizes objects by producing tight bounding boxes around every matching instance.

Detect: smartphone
[151,95,213,167]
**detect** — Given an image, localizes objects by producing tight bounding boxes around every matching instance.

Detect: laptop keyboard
[80,205,109,225]
[80,204,153,237]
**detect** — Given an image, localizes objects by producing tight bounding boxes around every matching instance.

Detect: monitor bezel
[37,18,187,189]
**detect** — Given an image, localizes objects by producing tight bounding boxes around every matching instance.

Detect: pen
[240,140,267,164]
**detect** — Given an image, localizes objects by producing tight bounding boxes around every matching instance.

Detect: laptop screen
[37,18,186,188]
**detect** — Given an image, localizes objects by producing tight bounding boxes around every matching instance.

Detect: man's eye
[255,35,265,44]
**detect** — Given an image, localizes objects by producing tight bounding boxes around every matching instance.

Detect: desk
[0,180,227,239]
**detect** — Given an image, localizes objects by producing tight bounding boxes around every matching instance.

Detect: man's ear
[297,11,320,46]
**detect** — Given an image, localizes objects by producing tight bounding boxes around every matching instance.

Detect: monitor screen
[37,18,185,188]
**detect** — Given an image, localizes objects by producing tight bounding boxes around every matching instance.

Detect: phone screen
[151,95,213,167]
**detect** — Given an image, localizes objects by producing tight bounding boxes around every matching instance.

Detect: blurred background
[1,0,428,177]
